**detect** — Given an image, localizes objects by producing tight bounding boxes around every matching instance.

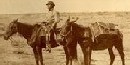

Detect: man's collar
[49,8,54,11]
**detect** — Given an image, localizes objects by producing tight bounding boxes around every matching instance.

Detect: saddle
[28,22,59,48]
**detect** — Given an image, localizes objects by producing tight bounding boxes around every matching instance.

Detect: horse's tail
[119,30,124,50]
[87,27,94,44]
[89,26,95,43]
[118,30,123,40]
[115,29,124,51]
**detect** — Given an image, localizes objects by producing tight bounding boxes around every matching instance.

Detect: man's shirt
[46,10,60,26]
[40,9,60,36]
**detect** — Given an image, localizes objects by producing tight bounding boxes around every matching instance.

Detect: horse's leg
[33,47,39,65]
[80,44,91,65]
[88,47,91,65]
[63,46,69,65]
[117,48,125,65]
[69,56,72,65]
[38,47,44,65]
[108,48,115,65]
[71,47,79,65]
[66,46,72,65]
[68,44,79,65]
[116,42,125,65]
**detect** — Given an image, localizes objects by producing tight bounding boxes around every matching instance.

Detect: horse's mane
[17,22,34,39]
[17,22,33,28]
[72,22,86,31]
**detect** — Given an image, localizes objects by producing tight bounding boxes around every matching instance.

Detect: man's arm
[54,11,60,23]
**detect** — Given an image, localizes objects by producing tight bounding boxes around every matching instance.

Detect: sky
[0,0,130,14]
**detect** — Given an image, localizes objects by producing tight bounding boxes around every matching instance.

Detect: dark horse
[60,17,92,65]
[4,19,46,65]
[60,17,125,65]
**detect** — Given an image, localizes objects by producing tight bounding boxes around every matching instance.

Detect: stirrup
[45,48,51,53]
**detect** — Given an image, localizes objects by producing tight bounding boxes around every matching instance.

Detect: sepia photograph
[0,0,130,65]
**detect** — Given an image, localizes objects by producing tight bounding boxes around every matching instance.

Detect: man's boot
[46,43,51,53]
[50,29,59,48]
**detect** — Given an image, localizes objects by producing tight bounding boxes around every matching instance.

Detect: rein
[60,25,73,37]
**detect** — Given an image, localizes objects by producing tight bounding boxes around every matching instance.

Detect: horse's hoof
[46,48,51,53]
[49,50,51,53]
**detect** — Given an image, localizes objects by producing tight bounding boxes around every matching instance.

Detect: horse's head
[91,22,99,28]
[65,16,79,33]
[60,17,78,37]
[59,17,79,45]
[60,16,79,37]
[4,19,18,40]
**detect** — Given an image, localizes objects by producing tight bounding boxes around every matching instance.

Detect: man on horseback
[41,1,60,52]
[29,1,60,52]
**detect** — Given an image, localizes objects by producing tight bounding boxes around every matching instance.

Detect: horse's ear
[75,17,79,22]
[71,17,79,23]
[13,19,18,23]
[66,16,70,23]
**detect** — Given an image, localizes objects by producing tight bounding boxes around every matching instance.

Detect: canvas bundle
[91,22,119,38]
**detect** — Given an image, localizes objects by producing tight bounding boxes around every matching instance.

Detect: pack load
[91,22,119,38]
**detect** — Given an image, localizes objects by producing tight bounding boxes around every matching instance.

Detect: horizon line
[0,11,130,15]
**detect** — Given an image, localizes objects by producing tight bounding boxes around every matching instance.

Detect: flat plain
[0,12,130,65]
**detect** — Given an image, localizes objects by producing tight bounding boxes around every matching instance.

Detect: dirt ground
[0,12,130,65]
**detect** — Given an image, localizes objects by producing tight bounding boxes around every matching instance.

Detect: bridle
[60,25,73,37]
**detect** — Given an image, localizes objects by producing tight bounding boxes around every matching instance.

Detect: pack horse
[60,17,125,65]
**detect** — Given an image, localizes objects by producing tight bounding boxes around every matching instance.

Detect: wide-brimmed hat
[46,1,55,6]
